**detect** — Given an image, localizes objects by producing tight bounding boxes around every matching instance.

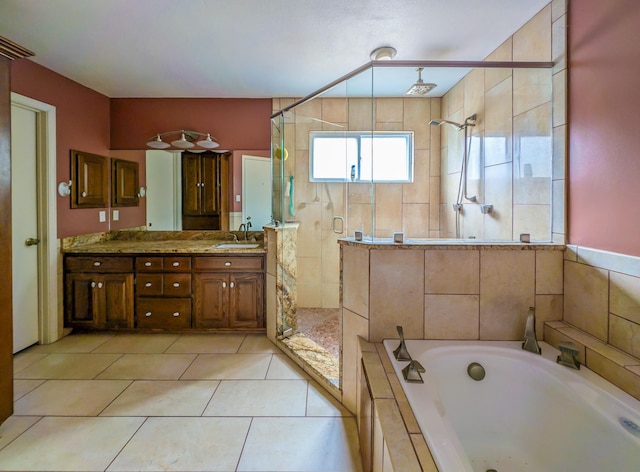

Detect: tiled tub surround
[543,245,640,401]
[341,240,565,414]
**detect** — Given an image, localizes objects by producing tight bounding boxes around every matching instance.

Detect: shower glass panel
[271,61,554,388]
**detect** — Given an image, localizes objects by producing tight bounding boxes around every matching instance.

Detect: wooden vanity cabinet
[193,255,264,329]
[135,256,192,329]
[64,256,134,329]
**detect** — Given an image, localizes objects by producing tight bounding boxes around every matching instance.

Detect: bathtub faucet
[402,360,426,383]
[393,326,412,361]
[522,307,541,355]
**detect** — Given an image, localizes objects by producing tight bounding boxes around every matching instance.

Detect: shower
[430,113,477,238]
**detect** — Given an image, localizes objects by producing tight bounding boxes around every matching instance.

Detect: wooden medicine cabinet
[111,158,140,207]
[70,149,109,208]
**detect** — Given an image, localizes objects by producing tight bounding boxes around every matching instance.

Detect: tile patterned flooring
[0,333,363,472]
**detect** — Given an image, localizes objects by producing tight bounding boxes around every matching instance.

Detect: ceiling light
[146,130,219,150]
[370,46,397,61]
[406,67,437,96]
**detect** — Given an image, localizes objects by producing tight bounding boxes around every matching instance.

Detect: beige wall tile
[464,69,485,128]
[552,125,566,180]
[513,69,552,116]
[342,308,369,413]
[403,149,430,204]
[461,201,484,240]
[322,98,348,124]
[484,163,513,241]
[429,178,440,231]
[321,183,345,230]
[296,282,322,307]
[424,250,479,294]
[485,78,513,167]
[552,179,565,235]
[513,4,552,61]
[552,70,566,126]
[552,14,567,72]
[295,202,322,258]
[321,230,340,284]
[402,204,430,239]
[297,257,321,286]
[586,349,640,401]
[446,81,464,118]
[563,261,609,341]
[610,272,640,324]
[342,246,370,318]
[512,204,550,241]
[485,38,513,91]
[424,294,479,339]
[410,434,438,472]
[349,202,373,237]
[480,250,535,340]
[376,98,403,123]
[348,182,372,204]
[348,98,374,130]
[322,282,340,309]
[370,250,424,342]
[552,0,567,21]
[536,250,563,294]
[375,184,403,233]
[404,98,431,150]
[609,314,640,359]
[534,294,563,336]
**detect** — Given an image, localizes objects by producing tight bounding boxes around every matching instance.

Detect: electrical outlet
[113,210,119,221]
[99,210,106,222]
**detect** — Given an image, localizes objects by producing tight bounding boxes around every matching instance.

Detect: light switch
[99,210,106,222]
[113,210,119,221]
[236,194,241,202]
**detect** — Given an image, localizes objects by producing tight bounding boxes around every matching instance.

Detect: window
[310,131,413,182]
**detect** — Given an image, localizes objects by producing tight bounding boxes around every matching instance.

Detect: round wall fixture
[370,46,397,61]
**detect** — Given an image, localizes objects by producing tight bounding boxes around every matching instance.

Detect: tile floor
[0,333,363,472]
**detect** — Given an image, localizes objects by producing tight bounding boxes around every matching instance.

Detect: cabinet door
[193,273,229,328]
[65,273,98,326]
[229,273,264,328]
[99,273,134,329]
[200,154,219,215]
[71,150,108,208]
[182,153,201,216]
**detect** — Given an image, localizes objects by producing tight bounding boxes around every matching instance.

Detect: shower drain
[619,417,640,437]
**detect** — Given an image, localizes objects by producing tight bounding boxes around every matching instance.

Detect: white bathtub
[382,339,640,472]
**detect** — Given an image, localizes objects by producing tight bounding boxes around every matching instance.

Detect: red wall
[11,60,273,238]
[568,0,640,256]
[12,60,113,238]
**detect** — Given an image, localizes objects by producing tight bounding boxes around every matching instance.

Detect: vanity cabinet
[64,256,134,329]
[135,256,192,329]
[193,255,264,329]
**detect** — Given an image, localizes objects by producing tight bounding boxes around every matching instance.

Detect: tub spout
[556,342,581,369]
[393,326,412,361]
[522,307,541,354]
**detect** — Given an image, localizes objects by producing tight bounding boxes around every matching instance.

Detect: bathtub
[382,339,640,472]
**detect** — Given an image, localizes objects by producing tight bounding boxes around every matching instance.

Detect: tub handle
[393,325,412,361]
[402,360,425,384]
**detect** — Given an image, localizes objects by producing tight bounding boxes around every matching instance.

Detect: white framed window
[310,131,414,182]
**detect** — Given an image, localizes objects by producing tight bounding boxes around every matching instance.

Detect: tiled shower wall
[440,1,567,243]
[271,97,441,308]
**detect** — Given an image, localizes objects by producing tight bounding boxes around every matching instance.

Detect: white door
[11,104,39,353]
[145,150,181,230]
[242,155,272,229]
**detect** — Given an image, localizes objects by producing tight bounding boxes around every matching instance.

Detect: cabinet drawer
[136,298,191,329]
[163,273,191,297]
[66,256,133,273]
[136,257,164,272]
[194,256,263,272]
[163,257,191,272]
[136,274,163,296]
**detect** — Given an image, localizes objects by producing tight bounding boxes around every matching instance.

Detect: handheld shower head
[429,119,464,130]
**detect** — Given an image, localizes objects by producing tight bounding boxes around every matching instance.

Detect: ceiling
[0,0,550,99]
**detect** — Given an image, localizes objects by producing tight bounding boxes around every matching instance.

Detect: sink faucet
[522,307,541,354]
[239,217,252,240]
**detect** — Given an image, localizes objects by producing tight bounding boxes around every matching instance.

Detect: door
[242,155,272,229]
[11,103,39,353]
[145,150,180,230]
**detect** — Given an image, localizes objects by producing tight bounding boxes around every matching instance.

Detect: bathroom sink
[215,243,260,249]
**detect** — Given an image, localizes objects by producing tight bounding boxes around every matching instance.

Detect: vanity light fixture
[146,130,219,150]
[57,180,72,197]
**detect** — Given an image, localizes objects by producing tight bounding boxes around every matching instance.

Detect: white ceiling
[0,0,550,99]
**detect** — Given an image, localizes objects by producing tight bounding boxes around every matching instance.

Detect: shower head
[406,68,437,96]
[429,114,477,130]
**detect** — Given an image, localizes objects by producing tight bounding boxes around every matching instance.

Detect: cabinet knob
[82,191,87,197]
[172,282,180,287]
[230,282,235,288]
[172,262,179,267]
[222,282,227,288]
[224,261,231,267]
[172,312,180,317]
[97,282,103,289]
[145,312,152,317]
[145,282,152,287]
[91,281,96,288]
[145,261,152,267]
[93,261,101,267]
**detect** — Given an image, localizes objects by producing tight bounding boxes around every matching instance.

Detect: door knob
[25,238,40,246]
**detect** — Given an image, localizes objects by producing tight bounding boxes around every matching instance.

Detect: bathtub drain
[467,362,485,381]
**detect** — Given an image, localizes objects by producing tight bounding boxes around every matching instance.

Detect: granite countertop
[63,240,266,254]
[338,237,565,250]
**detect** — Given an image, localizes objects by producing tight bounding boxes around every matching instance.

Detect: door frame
[11,92,59,345]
